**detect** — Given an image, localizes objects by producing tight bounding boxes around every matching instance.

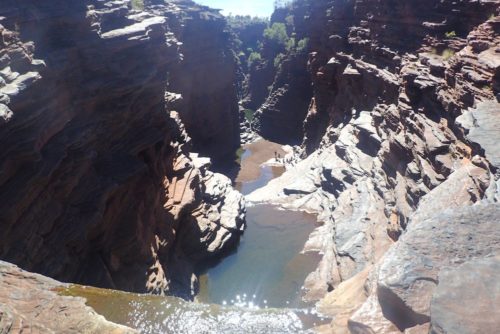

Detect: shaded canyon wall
[0,0,244,298]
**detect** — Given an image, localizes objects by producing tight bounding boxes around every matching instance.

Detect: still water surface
[198,205,320,309]
[62,140,327,333]
[198,140,321,309]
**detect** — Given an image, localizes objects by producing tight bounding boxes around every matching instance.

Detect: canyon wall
[252,48,312,143]
[247,0,500,332]
[164,2,241,165]
[0,0,244,298]
[250,3,314,143]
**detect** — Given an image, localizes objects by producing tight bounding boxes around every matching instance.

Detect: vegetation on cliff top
[227,15,268,29]
[131,0,144,10]
[227,3,311,71]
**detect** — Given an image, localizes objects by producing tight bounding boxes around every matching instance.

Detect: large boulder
[350,203,500,332]
[430,256,500,334]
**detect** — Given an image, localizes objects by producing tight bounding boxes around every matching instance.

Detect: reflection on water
[197,205,321,309]
[236,164,285,195]
[60,285,314,334]
[197,142,327,329]
[61,141,329,333]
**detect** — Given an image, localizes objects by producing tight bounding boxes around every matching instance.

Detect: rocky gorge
[0,0,499,333]
[245,0,500,332]
[0,0,245,300]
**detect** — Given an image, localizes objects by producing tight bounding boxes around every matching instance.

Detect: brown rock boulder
[351,202,500,332]
[430,256,500,334]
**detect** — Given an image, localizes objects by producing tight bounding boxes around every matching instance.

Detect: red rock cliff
[246,0,500,332]
[164,1,241,165]
[0,0,245,298]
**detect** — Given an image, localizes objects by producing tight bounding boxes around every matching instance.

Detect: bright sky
[195,0,275,17]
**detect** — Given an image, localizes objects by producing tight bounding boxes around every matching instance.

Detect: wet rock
[0,260,136,333]
[180,169,245,259]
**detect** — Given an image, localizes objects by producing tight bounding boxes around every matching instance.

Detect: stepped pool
[198,138,324,315]
[63,139,327,333]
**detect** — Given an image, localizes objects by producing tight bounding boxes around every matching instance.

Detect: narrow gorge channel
[1,0,499,333]
[198,139,322,310]
[59,139,330,333]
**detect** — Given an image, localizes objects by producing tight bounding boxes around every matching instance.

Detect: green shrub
[233,38,243,50]
[442,48,455,60]
[226,15,269,29]
[445,31,457,38]
[296,38,309,52]
[131,0,144,10]
[274,0,289,8]
[274,53,285,68]
[248,52,262,66]
[244,109,255,122]
[235,147,245,164]
[263,23,289,47]
[285,38,296,52]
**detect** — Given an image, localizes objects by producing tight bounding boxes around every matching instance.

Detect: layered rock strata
[251,2,315,143]
[246,0,500,332]
[0,0,244,299]
[164,2,241,164]
[253,49,313,143]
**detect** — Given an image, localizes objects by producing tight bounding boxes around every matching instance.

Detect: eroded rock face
[241,60,277,119]
[457,100,500,169]
[165,2,241,165]
[0,0,244,299]
[246,0,500,332]
[0,260,136,333]
[253,50,313,143]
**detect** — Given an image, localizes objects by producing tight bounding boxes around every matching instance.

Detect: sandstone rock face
[350,203,500,332]
[226,17,267,100]
[429,256,500,334]
[246,0,500,332]
[0,260,136,333]
[242,60,276,111]
[165,2,241,165]
[253,50,313,143]
[457,100,500,169]
[0,0,244,298]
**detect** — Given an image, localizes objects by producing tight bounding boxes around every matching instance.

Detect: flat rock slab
[376,203,500,331]
[430,256,500,334]
[457,100,500,169]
